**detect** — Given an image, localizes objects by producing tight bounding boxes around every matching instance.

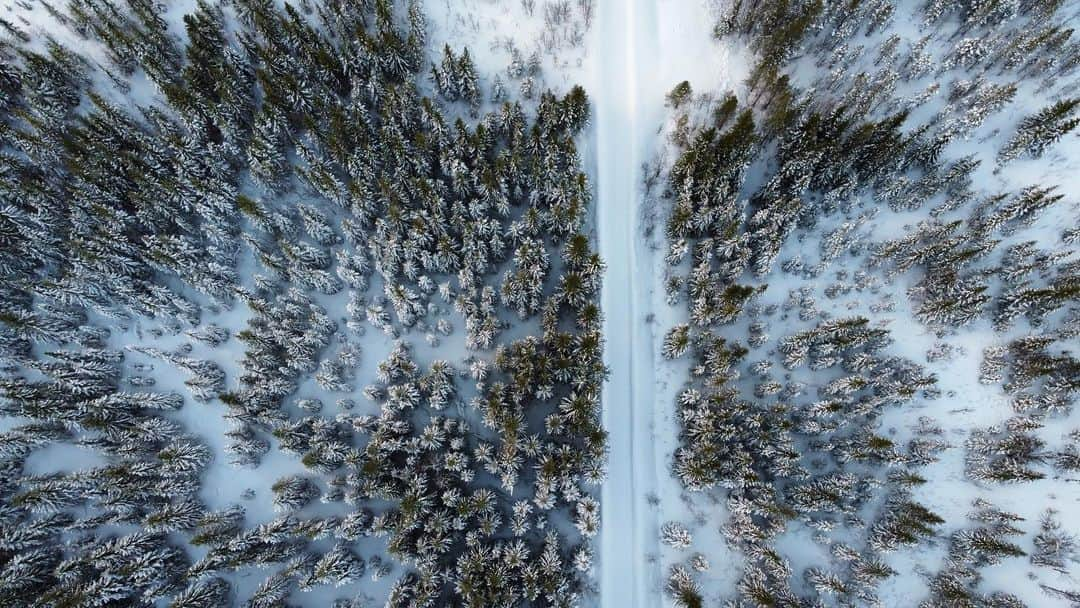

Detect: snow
[654,0,750,103]
[636,3,754,605]
[4,0,1079,605]
[594,0,1080,605]
[593,0,659,604]
[421,0,593,104]
[593,1,752,605]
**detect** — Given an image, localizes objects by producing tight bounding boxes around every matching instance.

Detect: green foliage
[999,98,1080,162]
[667,80,693,109]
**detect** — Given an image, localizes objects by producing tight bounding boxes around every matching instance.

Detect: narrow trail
[595,0,662,605]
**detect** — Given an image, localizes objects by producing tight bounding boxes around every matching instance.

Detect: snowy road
[595,0,662,605]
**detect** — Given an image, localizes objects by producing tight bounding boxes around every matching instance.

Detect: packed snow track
[595,0,662,606]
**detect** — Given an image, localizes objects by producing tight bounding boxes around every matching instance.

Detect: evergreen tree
[998,98,1080,162]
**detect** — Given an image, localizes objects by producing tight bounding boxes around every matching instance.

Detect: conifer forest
[0,0,1076,606]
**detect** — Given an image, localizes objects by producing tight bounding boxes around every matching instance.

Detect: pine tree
[666,565,704,608]
[998,98,1080,162]
[661,521,693,548]
[304,542,365,588]
[662,324,691,359]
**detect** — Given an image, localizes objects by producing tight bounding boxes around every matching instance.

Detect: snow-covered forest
[0,0,1076,606]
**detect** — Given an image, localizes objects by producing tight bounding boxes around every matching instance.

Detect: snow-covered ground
[593,1,752,605]
[593,0,659,605]
[421,0,593,106]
